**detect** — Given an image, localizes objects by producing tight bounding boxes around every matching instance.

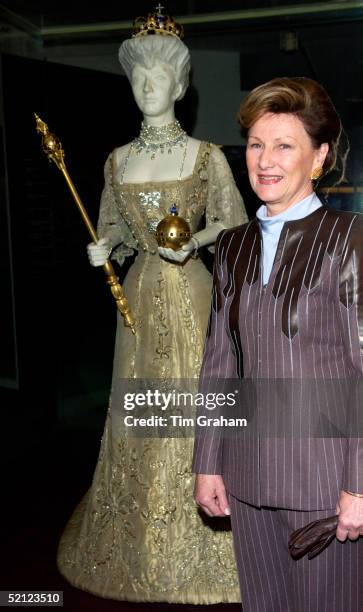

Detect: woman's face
[131,61,181,119]
[246,112,328,214]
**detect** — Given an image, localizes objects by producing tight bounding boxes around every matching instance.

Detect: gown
[57,141,248,603]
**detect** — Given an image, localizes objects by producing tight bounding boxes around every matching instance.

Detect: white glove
[158,237,198,263]
[158,222,225,263]
[87,237,112,267]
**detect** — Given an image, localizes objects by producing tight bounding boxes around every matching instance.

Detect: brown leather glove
[288,515,339,560]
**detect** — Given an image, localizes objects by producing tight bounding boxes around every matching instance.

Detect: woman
[57,10,247,604]
[193,76,363,611]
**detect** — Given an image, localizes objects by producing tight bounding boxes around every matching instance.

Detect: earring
[311,166,323,181]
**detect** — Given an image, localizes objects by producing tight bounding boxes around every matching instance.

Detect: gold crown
[132,4,184,39]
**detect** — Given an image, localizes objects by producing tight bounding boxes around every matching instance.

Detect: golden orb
[156,205,191,250]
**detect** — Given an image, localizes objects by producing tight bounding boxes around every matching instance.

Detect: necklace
[133,119,188,159]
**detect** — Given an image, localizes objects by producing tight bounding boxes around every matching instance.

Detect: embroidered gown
[57,142,247,603]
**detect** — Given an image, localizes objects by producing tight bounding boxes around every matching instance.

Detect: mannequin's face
[131,61,182,118]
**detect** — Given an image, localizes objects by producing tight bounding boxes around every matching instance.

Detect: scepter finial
[34,112,65,170]
[34,112,48,135]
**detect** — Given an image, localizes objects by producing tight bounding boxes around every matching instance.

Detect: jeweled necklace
[133,119,188,160]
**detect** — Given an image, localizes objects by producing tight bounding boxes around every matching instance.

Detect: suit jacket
[192,205,363,511]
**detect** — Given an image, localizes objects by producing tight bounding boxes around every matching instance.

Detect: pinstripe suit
[193,205,363,611]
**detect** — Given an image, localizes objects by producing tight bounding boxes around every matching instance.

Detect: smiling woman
[241,77,341,216]
[193,76,363,612]
[246,113,328,214]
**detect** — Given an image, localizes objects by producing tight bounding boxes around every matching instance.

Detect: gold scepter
[34,113,136,334]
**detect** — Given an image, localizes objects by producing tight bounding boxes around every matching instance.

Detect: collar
[256,193,322,234]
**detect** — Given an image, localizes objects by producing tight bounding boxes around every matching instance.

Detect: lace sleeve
[206,144,248,229]
[97,153,138,268]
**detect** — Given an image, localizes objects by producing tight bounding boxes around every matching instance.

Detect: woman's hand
[194,474,231,517]
[158,237,197,263]
[87,237,112,267]
[335,490,363,541]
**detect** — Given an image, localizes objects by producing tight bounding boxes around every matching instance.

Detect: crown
[132,4,184,39]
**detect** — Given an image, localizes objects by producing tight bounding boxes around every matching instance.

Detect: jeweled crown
[132,4,184,39]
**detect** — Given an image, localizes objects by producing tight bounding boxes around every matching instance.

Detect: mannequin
[57,13,247,605]
[89,44,226,266]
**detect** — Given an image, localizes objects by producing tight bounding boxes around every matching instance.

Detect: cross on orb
[155,3,165,14]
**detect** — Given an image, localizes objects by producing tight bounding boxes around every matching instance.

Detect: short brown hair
[238,77,342,174]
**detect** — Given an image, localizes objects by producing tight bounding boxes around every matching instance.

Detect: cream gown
[57,142,248,603]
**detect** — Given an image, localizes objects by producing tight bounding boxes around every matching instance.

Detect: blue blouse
[256,193,322,285]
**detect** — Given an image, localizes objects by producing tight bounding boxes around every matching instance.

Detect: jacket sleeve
[192,230,238,475]
[338,214,363,493]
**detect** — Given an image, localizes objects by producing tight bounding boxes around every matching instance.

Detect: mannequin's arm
[89,153,138,269]
[158,222,225,263]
